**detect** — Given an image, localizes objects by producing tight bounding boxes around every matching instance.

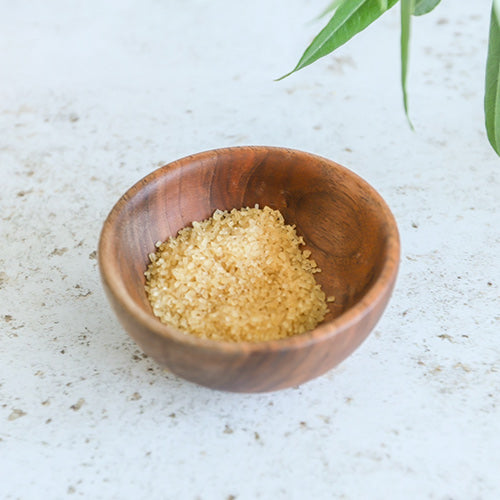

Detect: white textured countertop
[1,1,499,498]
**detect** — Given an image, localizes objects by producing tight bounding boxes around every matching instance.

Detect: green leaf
[485,0,500,155]
[278,0,398,80]
[413,0,441,16]
[400,0,414,128]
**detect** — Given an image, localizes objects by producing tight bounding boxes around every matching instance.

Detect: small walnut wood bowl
[98,146,400,392]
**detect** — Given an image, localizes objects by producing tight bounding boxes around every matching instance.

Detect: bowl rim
[98,145,400,354]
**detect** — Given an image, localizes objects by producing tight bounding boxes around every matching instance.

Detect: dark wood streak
[98,146,400,393]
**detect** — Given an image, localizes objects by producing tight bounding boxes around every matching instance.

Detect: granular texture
[144,206,328,342]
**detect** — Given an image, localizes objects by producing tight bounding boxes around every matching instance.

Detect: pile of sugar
[144,206,329,342]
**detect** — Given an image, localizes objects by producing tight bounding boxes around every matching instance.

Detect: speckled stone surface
[1,1,499,498]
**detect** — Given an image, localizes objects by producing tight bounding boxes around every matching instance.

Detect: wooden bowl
[98,146,400,392]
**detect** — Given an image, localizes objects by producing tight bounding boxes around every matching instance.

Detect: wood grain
[98,146,400,392]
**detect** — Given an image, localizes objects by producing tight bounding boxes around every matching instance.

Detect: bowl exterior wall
[101,272,396,393]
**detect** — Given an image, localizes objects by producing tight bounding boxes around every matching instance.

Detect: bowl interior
[105,147,393,330]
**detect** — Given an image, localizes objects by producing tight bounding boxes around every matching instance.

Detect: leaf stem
[401,0,415,130]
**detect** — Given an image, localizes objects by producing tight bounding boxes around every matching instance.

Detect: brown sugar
[145,206,328,342]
